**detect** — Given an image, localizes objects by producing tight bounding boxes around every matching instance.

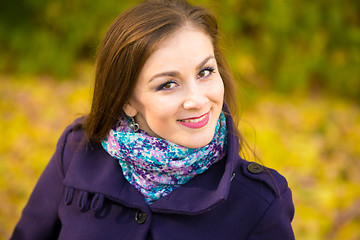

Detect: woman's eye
[157,81,178,91]
[198,67,215,78]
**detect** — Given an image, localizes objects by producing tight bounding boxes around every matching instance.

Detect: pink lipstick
[178,112,210,129]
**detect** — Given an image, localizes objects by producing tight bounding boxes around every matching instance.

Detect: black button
[247,162,264,174]
[135,209,148,224]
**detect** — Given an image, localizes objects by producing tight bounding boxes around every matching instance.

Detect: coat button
[247,162,264,174]
[135,209,148,224]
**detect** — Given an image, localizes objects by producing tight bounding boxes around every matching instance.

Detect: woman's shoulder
[53,117,93,171]
[228,158,295,238]
[61,116,86,135]
[57,117,88,146]
[231,158,291,203]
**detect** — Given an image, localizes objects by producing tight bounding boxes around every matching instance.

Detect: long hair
[83,0,245,152]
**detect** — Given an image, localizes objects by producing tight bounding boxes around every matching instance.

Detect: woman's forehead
[141,26,214,71]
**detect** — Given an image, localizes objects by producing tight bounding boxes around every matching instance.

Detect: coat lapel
[63,112,239,214]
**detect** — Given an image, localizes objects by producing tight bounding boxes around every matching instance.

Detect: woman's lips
[178,112,210,129]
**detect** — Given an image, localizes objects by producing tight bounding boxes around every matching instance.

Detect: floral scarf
[101,112,227,204]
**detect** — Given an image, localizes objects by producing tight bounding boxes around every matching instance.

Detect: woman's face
[124,26,224,148]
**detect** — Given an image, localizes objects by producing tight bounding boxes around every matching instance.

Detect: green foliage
[1,0,358,98]
[0,0,137,77]
[212,0,360,101]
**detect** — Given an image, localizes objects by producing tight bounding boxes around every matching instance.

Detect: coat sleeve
[248,187,295,240]
[10,126,73,240]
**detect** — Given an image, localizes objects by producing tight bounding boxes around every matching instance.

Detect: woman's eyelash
[204,67,215,72]
[156,81,178,91]
[198,66,215,78]
[155,67,215,91]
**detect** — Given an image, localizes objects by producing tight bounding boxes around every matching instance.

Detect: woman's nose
[183,85,209,109]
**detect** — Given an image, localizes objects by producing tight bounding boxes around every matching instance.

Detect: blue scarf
[102,112,227,204]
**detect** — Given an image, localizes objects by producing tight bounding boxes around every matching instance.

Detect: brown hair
[83,0,245,152]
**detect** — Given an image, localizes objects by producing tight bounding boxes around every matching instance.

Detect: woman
[12,0,295,239]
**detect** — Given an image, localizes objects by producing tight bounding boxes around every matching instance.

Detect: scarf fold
[101,112,227,204]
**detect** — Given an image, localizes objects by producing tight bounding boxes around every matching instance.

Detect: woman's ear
[123,101,137,117]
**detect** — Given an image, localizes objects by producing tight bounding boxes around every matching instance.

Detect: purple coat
[11,115,295,240]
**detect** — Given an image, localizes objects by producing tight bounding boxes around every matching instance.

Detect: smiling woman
[11,0,295,239]
[124,26,224,148]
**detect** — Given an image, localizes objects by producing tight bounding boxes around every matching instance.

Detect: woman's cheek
[207,78,224,100]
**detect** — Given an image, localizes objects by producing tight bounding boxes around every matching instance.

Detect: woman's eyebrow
[196,55,215,69]
[149,71,180,83]
[148,55,215,83]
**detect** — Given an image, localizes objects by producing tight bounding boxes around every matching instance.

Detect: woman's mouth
[178,112,210,129]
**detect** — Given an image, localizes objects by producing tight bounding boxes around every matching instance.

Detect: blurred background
[0,0,359,239]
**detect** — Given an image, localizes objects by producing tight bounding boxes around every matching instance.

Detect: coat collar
[63,112,240,214]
